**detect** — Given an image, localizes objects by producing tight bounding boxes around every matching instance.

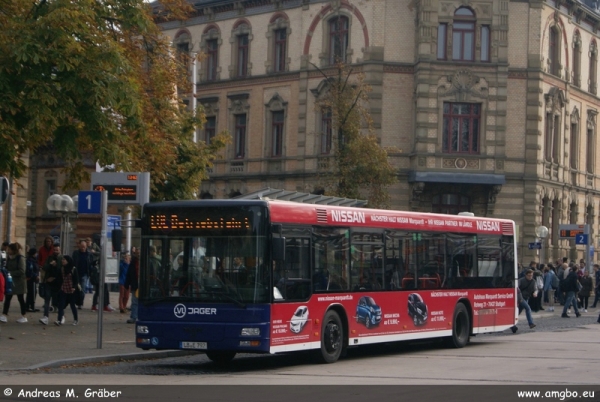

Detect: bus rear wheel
[206,351,236,365]
[318,310,344,364]
[446,303,470,348]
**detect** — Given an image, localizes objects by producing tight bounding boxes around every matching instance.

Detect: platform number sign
[78,191,102,214]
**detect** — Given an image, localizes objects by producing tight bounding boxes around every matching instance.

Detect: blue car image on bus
[355,296,382,329]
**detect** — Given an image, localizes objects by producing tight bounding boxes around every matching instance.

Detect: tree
[0,0,228,200]
[313,62,397,208]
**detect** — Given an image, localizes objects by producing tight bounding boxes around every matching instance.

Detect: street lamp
[535,225,549,265]
[46,194,78,253]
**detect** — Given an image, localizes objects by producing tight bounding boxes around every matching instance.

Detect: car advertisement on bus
[269,289,515,349]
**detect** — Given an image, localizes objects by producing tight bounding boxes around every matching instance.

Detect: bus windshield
[139,204,270,305]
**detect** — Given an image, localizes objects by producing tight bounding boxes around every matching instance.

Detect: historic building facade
[20,0,600,262]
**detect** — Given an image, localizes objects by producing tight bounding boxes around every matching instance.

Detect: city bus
[134,199,518,364]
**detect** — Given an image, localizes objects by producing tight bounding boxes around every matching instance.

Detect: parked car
[407,293,428,326]
[355,296,382,328]
[289,306,309,333]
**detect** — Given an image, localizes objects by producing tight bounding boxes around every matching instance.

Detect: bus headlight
[137,325,149,334]
[241,328,260,336]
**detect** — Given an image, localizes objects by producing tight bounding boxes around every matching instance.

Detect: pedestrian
[578,270,593,312]
[0,242,28,323]
[125,248,139,324]
[118,253,131,313]
[530,264,544,312]
[561,267,582,318]
[37,236,54,272]
[25,248,39,312]
[591,264,600,308]
[510,269,537,333]
[72,239,93,309]
[1,241,9,268]
[55,255,80,326]
[543,266,556,312]
[38,243,62,325]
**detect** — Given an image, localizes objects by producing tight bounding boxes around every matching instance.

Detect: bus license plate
[181,342,207,350]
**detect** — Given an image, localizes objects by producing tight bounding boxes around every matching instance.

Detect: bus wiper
[204,290,246,309]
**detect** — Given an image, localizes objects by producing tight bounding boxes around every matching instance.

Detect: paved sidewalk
[0,291,184,371]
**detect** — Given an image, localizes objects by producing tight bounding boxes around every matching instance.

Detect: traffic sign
[78,191,102,214]
[528,242,542,250]
[575,234,588,245]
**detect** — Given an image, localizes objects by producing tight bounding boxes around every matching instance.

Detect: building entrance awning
[235,188,367,207]
[408,171,506,185]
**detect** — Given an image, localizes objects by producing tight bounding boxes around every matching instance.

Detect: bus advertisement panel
[135,200,517,365]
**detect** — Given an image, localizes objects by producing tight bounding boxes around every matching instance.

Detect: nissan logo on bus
[174,304,217,318]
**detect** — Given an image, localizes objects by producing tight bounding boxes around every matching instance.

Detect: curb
[1,350,198,372]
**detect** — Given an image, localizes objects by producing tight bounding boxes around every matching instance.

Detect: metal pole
[585,224,591,273]
[192,52,197,143]
[97,190,108,349]
[126,207,132,253]
[4,177,11,242]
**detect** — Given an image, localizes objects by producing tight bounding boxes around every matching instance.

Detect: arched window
[452,8,475,61]
[589,41,597,95]
[432,194,470,215]
[572,32,582,87]
[548,26,560,76]
[328,16,349,65]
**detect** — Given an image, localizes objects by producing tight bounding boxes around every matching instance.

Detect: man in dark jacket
[125,248,139,324]
[510,269,537,333]
[72,239,92,309]
[561,267,582,318]
[38,244,62,325]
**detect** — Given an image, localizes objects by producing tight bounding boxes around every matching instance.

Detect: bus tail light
[137,338,151,345]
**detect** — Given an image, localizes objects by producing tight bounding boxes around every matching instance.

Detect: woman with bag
[56,255,80,326]
[529,264,545,312]
[0,242,27,323]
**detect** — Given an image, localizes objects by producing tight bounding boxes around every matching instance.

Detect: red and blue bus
[135,199,517,364]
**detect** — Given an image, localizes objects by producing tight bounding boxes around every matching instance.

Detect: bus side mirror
[273,237,286,261]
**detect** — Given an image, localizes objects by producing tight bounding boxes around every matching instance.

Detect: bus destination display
[559,229,583,238]
[149,213,251,231]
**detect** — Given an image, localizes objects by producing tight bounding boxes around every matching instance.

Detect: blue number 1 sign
[78,191,102,214]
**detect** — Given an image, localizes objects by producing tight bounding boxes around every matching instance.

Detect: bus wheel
[206,351,236,365]
[318,310,344,364]
[447,303,470,348]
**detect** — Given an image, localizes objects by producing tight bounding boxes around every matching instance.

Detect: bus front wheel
[447,303,470,348]
[206,351,236,365]
[318,310,344,364]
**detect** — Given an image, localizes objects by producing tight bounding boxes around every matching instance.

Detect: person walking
[125,248,139,324]
[591,264,600,308]
[55,255,80,326]
[118,253,131,313]
[562,266,582,318]
[578,270,593,312]
[0,242,28,323]
[543,266,556,312]
[38,244,62,325]
[25,248,39,312]
[510,269,537,333]
[72,239,92,309]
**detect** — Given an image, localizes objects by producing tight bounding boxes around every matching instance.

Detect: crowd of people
[511,257,600,332]
[0,237,139,327]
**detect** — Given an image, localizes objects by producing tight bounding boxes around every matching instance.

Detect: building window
[329,16,349,65]
[589,41,598,95]
[234,114,246,159]
[570,122,579,170]
[271,111,284,157]
[437,24,447,60]
[480,25,490,62]
[237,34,249,77]
[321,108,333,154]
[206,39,218,81]
[549,27,560,76]
[544,113,560,162]
[452,8,475,61]
[274,29,287,73]
[204,116,216,144]
[432,194,470,215]
[587,128,594,173]
[442,102,480,154]
[573,33,582,87]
